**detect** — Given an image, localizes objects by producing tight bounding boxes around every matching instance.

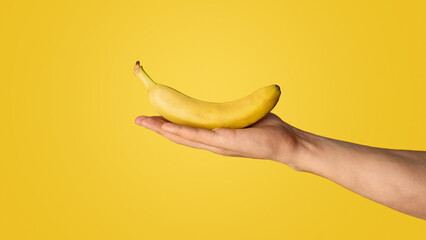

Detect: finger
[135,116,240,156]
[135,115,148,125]
[135,115,168,126]
[160,131,241,157]
[160,122,234,149]
[135,116,166,134]
[150,115,169,121]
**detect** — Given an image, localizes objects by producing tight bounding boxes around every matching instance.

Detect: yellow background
[1,0,425,239]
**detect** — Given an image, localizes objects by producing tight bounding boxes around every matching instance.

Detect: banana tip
[134,61,141,75]
[274,84,280,91]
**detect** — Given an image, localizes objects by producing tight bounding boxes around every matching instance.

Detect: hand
[135,113,306,168]
[135,113,426,218]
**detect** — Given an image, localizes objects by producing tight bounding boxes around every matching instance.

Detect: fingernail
[162,123,179,133]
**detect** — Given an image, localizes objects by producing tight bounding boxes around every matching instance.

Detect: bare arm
[295,129,426,219]
[135,113,426,219]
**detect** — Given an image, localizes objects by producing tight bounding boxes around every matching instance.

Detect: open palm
[135,113,302,165]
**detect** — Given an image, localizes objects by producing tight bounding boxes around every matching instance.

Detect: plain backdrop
[1,0,425,239]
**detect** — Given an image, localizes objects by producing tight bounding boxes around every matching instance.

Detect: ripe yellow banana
[133,61,281,129]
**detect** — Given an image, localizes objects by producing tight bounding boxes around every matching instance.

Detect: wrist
[282,128,326,172]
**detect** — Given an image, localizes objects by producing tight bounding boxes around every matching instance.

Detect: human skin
[135,113,426,220]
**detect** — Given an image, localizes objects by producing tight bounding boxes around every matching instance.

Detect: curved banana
[133,61,281,129]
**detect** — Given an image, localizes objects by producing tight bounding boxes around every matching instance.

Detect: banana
[133,61,281,129]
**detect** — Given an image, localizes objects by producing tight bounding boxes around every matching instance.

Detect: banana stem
[134,61,156,90]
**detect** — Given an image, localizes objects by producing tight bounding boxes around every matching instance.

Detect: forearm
[292,129,426,219]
